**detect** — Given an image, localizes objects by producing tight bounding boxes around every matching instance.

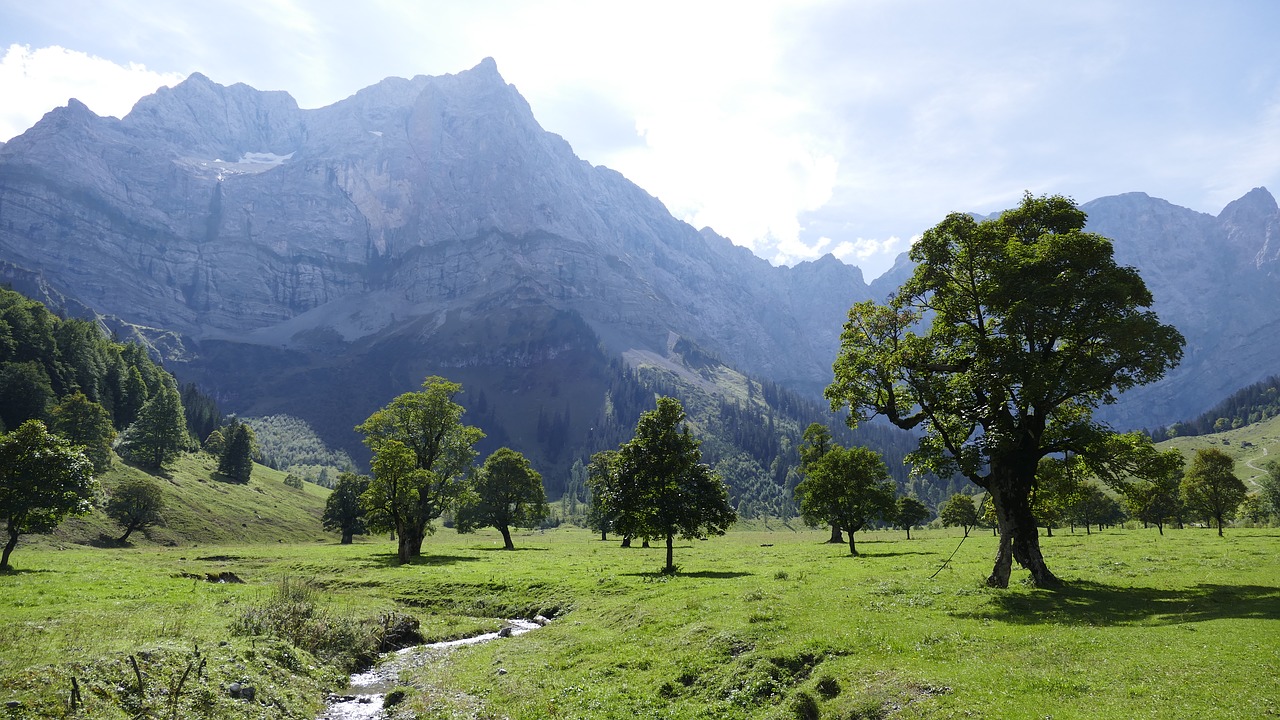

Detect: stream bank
[317,618,546,720]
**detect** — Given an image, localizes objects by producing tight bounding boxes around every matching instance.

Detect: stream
[316,618,544,720]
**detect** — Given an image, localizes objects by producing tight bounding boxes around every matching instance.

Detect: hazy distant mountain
[0,58,1276,481]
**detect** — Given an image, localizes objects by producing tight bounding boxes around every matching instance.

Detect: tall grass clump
[231,577,383,671]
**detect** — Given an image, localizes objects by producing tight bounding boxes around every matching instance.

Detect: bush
[231,577,381,671]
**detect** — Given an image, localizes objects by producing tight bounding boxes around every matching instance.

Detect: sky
[1,1,1277,280]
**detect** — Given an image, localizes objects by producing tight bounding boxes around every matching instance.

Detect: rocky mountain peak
[122,71,304,158]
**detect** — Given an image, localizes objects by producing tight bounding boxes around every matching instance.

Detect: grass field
[2,523,1277,719]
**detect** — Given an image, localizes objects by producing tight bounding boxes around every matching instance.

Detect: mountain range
[1,58,1277,489]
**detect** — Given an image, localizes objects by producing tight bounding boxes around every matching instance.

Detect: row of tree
[931,445,1269,539]
[320,377,551,560]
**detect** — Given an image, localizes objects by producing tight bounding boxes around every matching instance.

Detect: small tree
[1181,448,1246,537]
[1259,460,1280,521]
[51,392,116,473]
[361,440,430,563]
[456,447,549,550]
[218,421,256,483]
[105,476,165,543]
[0,420,96,569]
[585,449,619,541]
[119,384,187,470]
[607,397,736,572]
[895,496,932,539]
[800,423,843,544]
[795,445,896,556]
[322,471,370,544]
[203,428,226,457]
[939,493,979,537]
[1120,451,1184,535]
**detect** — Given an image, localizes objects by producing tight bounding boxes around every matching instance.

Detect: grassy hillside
[1156,412,1280,491]
[43,452,330,550]
[1,526,1276,719]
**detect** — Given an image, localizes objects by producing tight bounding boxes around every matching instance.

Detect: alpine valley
[1,58,1277,502]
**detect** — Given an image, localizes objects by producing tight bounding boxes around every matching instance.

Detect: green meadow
[2,522,1277,719]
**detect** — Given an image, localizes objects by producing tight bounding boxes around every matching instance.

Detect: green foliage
[104,476,164,543]
[0,360,55,430]
[939,493,979,535]
[0,420,96,569]
[606,396,737,572]
[456,448,549,550]
[1149,375,1280,440]
[1256,460,1280,522]
[50,391,116,473]
[217,420,256,483]
[243,413,355,478]
[585,449,619,538]
[231,576,380,673]
[284,473,304,489]
[1181,448,1247,536]
[895,496,932,539]
[826,193,1185,587]
[794,444,896,555]
[357,376,485,563]
[118,382,188,470]
[322,471,370,544]
[1121,459,1184,534]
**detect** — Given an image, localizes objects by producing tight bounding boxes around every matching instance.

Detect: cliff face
[0,58,1276,452]
[1082,189,1280,428]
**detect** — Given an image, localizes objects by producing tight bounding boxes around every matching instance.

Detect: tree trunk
[2,529,18,571]
[340,531,353,544]
[1045,526,1053,538]
[1215,514,1224,537]
[118,526,134,544]
[398,522,425,563]
[905,527,912,540]
[600,530,607,541]
[987,474,1059,588]
[621,536,631,548]
[828,525,844,544]
[642,539,650,548]
[847,531,858,556]
[1156,521,1163,536]
[665,532,674,573]
[499,525,514,550]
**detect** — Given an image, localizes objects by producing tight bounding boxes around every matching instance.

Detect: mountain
[1,58,1276,489]
[1081,189,1280,429]
[0,59,873,497]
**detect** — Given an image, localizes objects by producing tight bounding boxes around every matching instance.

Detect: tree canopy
[0,420,96,569]
[456,447,549,550]
[105,476,165,543]
[794,444,896,555]
[826,193,1185,587]
[895,496,933,539]
[939,493,979,536]
[1180,448,1246,536]
[357,376,483,563]
[604,396,736,573]
[322,471,370,544]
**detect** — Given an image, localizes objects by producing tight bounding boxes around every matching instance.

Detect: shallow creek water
[317,619,543,720]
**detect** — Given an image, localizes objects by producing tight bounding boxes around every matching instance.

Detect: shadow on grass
[472,546,551,552]
[356,553,484,568]
[0,567,53,576]
[621,570,754,579]
[956,580,1280,626]
[87,533,125,548]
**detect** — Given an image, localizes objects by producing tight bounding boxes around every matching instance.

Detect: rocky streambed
[317,618,546,720]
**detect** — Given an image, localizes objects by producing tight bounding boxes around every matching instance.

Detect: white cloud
[0,44,184,140]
